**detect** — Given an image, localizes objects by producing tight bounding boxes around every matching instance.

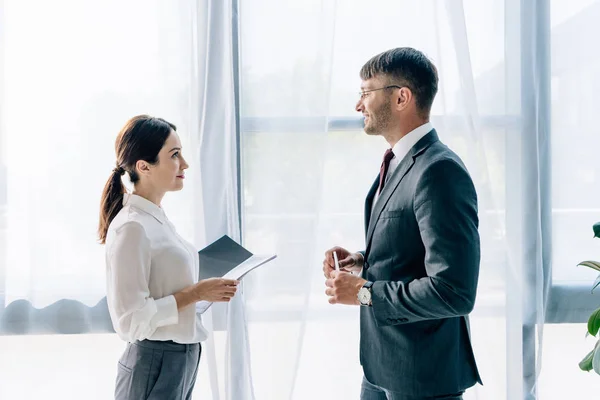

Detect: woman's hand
[174,278,239,310]
[193,278,239,302]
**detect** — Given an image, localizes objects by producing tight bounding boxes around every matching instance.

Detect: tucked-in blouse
[105,194,208,344]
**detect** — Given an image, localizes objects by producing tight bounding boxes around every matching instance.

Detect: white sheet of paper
[196,254,277,314]
[333,251,340,271]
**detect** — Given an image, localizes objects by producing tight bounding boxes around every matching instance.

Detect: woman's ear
[135,160,152,176]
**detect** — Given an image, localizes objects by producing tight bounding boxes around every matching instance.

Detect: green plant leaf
[593,274,600,294]
[578,261,600,273]
[593,222,600,238]
[594,341,600,375]
[589,307,600,336]
[580,340,600,372]
[580,349,595,371]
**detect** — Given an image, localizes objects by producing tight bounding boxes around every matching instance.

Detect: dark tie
[377,148,395,194]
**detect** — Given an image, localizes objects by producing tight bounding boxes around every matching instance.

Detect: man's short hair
[360,47,438,116]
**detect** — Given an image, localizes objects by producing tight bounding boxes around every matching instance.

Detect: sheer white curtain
[238,0,598,399]
[194,1,255,399]
[3,1,600,399]
[1,0,202,322]
[0,1,242,399]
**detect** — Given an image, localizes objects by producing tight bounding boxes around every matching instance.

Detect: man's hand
[322,246,364,279]
[325,270,367,305]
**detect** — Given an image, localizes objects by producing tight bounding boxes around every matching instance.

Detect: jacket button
[364,261,370,270]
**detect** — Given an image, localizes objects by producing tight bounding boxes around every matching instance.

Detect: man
[323,48,482,400]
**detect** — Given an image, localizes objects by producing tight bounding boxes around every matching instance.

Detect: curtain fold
[195,0,253,399]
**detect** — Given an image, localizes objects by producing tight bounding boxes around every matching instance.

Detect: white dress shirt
[105,193,208,344]
[372,122,433,208]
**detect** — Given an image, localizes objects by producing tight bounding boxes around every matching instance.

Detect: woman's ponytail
[98,166,126,244]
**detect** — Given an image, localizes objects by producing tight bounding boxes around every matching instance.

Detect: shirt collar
[390,122,433,162]
[123,193,166,224]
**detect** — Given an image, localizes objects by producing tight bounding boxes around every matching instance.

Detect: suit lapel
[365,155,415,247]
[364,177,379,233]
[364,129,440,254]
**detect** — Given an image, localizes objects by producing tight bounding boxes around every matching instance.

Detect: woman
[98,115,238,399]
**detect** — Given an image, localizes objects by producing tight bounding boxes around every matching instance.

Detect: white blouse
[105,193,208,344]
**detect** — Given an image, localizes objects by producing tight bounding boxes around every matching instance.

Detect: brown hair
[98,115,176,244]
[360,47,439,117]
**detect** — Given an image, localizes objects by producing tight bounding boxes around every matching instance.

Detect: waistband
[133,339,201,352]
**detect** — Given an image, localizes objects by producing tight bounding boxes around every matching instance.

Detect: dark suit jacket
[359,129,482,396]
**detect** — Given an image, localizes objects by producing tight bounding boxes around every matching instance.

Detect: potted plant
[578,222,600,374]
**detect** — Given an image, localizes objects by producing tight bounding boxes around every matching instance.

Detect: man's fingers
[323,256,334,270]
[338,256,355,269]
[325,278,335,288]
[323,263,335,278]
[324,248,335,264]
[325,246,343,265]
[323,261,334,270]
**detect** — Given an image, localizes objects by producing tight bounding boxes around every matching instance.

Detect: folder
[196,235,276,313]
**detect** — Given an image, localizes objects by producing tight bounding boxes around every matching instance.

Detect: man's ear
[395,87,413,111]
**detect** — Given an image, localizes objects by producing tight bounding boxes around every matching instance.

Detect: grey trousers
[360,376,464,400]
[115,340,201,400]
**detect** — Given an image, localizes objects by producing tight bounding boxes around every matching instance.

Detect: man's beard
[364,99,392,135]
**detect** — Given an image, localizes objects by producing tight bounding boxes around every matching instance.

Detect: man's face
[355,76,394,136]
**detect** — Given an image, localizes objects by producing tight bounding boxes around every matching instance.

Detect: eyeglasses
[359,85,403,100]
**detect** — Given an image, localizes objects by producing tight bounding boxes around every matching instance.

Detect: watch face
[358,288,371,305]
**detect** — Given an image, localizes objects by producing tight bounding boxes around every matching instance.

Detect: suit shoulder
[418,141,470,176]
[413,142,478,205]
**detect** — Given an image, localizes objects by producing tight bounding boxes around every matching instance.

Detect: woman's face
[144,130,189,193]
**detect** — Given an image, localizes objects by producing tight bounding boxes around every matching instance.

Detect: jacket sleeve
[370,159,481,327]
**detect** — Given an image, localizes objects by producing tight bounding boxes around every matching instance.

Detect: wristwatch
[358,281,373,306]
